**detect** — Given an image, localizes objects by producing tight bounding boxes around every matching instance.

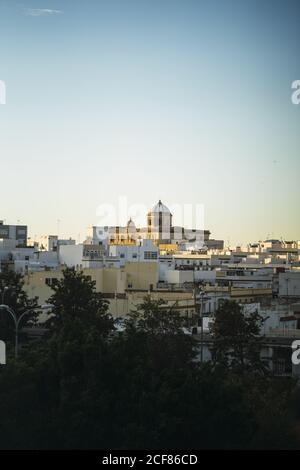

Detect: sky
[0,0,299,245]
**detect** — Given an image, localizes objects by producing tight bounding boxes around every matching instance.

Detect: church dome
[127,217,136,229]
[150,200,171,215]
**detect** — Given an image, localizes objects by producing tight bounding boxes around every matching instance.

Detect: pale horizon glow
[0,0,299,245]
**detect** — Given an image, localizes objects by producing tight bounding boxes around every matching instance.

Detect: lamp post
[0,303,53,359]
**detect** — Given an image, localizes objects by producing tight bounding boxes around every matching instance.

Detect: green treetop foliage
[122,296,197,370]
[46,267,114,336]
[0,282,299,449]
[0,266,38,343]
[126,297,189,335]
[210,299,268,375]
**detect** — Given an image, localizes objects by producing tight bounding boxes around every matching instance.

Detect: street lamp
[0,303,54,359]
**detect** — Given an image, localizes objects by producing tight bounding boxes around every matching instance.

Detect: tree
[0,287,299,449]
[0,267,38,346]
[211,300,267,375]
[40,268,115,448]
[123,296,197,370]
[46,267,113,335]
[126,297,187,334]
[104,298,291,449]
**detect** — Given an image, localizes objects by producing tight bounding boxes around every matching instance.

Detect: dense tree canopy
[211,300,267,375]
[0,269,299,449]
[0,267,38,345]
[46,268,113,333]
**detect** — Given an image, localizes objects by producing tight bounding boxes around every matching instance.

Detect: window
[144,251,158,260]
[45,278,58,287]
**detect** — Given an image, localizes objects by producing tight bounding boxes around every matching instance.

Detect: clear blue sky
[0,0,299,244]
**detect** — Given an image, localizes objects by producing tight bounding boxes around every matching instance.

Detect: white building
[85,201,216,247]
[0,220,28,246]
[37,235,76,252]
[279,271,300,298]
[59,244,84,268]
[109,239,158,267]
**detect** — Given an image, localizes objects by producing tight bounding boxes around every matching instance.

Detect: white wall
[109,240,158,266]
[194,270,216,282]
[164,270,194,285]
[158,257,174,282]
[279,272,300,297]
[59,244,83,267]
